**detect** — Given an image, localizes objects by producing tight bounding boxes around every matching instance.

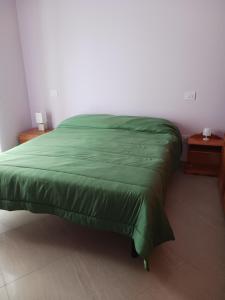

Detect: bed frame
[219,134,225,212]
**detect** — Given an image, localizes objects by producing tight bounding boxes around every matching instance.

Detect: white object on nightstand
[202,128,212,141]
[35,112,47,131]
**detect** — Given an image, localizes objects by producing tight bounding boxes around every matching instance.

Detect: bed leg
[131,240,139,258]
[144,259,150,272]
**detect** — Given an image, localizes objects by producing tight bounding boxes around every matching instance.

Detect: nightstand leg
[144,259,150,271]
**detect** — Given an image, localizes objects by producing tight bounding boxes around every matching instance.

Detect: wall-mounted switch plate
[50,89,58,97]
[184,91,196,101]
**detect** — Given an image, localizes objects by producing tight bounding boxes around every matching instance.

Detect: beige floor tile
[149,255,217,300]
[166,175,225,266]
[0,287,9,300]
[0,223,10,235]
[0,210,46,231]
[0,216,79,284]
[0,270,6,288]
[6,255,99,300]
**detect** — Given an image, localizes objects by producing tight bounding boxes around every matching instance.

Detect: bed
[0,115,182,270]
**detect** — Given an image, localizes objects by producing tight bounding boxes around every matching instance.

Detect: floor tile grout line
[0,214,52,289]
[5,285,10,300]
[2,251,74,290]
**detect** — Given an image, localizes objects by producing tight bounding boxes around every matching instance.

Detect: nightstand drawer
[188,150,221,166]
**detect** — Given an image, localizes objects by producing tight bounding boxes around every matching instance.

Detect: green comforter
[0,115,181,269]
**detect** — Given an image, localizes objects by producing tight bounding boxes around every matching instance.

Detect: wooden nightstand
[219,135,225,212]
[185,133,224,176]
[18,128,52,144]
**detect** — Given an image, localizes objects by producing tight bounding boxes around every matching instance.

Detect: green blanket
[0,115,181,269]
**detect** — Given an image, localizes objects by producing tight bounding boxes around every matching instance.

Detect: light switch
[184,91,196,101]
[50,89,58,97]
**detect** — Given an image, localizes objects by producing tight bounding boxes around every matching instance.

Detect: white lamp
[202,128,212,141]
[35,112,47,131]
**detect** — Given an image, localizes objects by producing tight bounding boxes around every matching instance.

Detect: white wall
[16,0,225,135]
[0,0,31,151]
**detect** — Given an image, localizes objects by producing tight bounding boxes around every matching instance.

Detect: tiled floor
[0,172,224,299]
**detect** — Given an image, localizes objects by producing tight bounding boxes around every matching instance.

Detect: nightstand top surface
[20,128,52,135]
[188,134,224,147]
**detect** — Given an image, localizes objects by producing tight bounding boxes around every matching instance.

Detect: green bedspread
[0,115,181,269]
